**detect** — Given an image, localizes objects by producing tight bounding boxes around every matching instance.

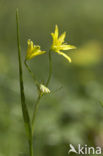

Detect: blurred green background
[0,0,103,156]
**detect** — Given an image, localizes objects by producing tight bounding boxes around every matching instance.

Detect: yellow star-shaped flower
[26,39,46,60]
[51,25,76,62]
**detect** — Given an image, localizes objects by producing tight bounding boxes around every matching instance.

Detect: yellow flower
[26,39,46,60]
[51,25,76,62]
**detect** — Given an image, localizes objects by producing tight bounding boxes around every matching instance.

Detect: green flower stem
[46,50,52,86]
[16,8,33,156]
[24,60,40,89]
[31,49,53,133]
[31,49,53,134]
[32,93,42,134]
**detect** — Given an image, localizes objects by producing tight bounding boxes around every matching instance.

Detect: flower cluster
[26,25,76,62]
[25,25,76,94]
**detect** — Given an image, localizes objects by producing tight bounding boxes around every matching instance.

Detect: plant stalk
[46,50,52,86]
[32,94,41,133]
[24,60,40,89]
[16,8,33,156]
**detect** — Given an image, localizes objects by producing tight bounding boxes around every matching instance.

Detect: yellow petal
[30,51,46,59]
[51,33,56,44]
[56,51,72,63]
[60,44,76,50]
[51,25,59,45]
[33,45,40,50]
[58,32,66,44]
[27,39,34,50]
[26,40,34,59]
[54,25,59,39]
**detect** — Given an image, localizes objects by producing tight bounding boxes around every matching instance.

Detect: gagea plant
[16,8,76,156]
